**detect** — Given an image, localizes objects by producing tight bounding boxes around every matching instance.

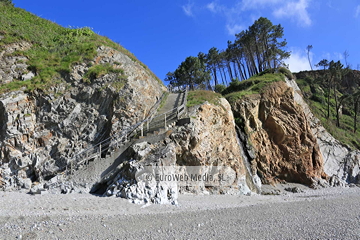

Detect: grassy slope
[223,73,285,104]
[0,3,161,93]
[186,90,222,108]
[296,78,360,149]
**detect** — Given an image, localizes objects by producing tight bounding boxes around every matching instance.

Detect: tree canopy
[165,17,290,89]
[165,56,211,90]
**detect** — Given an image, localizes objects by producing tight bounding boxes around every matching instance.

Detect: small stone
[22,178,32,190]
[21,72,35,81]
[284,187,303,193]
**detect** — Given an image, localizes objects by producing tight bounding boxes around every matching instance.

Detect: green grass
[0,3,161,93]
[83,63,125,83]
[225,90,258,105]
[296,79,360,149]
[187,90,222,108]
[223,73,285,103]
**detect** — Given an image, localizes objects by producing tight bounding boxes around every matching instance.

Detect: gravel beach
[1,186,360,239]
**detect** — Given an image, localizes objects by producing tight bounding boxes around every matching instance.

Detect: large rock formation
[231,81,327,186]
[0,45,165,191]
[103,98,256,204]
[230,78,360,188]
[286,79,360,186]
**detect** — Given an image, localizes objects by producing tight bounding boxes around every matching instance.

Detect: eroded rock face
[0,46,165,191]
[286,79,360,186]
[104,99,253,204]
[0,41,33,84]
[174,98,252,194]
[231,81,326,186]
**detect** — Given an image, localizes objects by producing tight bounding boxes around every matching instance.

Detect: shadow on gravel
[89,146,132,196]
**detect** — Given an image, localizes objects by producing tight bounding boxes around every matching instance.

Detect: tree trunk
[233,61,239,80]
[334,83,340,127]
[227,62,234,81]
[326,79,332,119]
[212,68,218,86]
[221,67,227,85]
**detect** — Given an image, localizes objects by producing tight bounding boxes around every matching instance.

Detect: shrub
[214,84,226,94]
[310,94,324,103]
[0,0,13,6]
[278,67,294,79]
[304,76,314,84]
[258,68,275,76]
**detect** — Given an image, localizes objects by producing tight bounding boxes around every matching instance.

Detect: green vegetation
[214,84,226,94]
[223,73,284,103]
[83,63,125,83]
[0,3,159,93]
[278,67,294,79]
[165,56,211,90]
[0,0,13,6]
[186,90,222,108]
[165,17,289,89]
[296,73,360,149]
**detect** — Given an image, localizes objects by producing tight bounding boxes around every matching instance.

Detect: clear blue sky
[12,0,360,82]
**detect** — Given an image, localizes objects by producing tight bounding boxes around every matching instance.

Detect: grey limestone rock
[0,45,165,191]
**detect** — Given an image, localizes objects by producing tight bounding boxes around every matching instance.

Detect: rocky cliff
[103,98,257,204]
[230,79,359,187]
[286,79,360,186]
[230,81,326,186]
[0,44,165,191]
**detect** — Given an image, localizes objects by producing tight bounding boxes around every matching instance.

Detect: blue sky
[12,0,360,82]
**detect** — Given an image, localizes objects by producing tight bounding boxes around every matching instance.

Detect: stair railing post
[164,113,167,130]
[141,124,143,137]
[99,143,102,158]
[147,120,149,132]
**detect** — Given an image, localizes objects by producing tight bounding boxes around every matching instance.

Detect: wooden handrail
[66,87,189,174]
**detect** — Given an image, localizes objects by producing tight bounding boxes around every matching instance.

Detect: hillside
[295,70,360,149]
[0,3,165,191]
[0,2,160,92]
[0,2,359,203]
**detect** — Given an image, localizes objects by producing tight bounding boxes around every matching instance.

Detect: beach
[1,186,360,239]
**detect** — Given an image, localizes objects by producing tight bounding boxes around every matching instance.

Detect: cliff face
[0,44,165,190]
[231,81,326,186]
[104,98,255,204]
[1,38,358,196]
[230,79,360,187]
[286,79,360,186]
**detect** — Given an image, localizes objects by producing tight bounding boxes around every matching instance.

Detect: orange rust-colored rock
[232,81,326,186]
